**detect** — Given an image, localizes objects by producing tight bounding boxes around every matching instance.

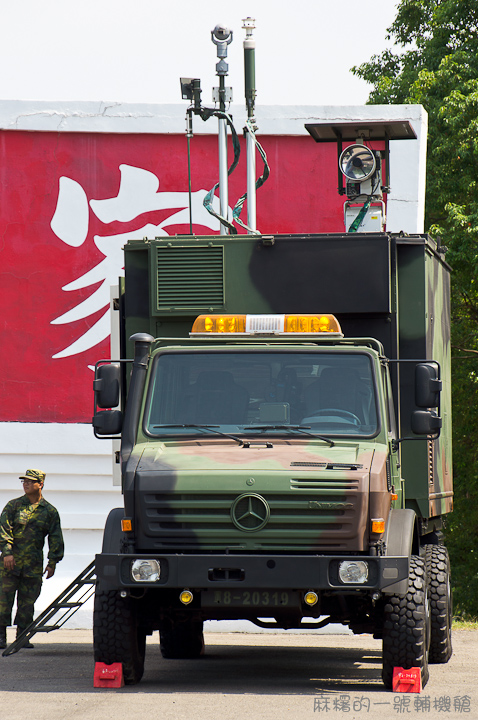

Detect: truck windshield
[144,351,379,438]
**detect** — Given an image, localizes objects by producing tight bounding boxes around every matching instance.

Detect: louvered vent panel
[155,246,224,311]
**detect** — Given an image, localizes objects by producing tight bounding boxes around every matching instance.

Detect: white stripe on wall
[0,422,120,628]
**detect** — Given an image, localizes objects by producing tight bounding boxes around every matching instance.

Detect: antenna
[211,24,233,234]
[180,24,269,236]
[243,17,256,121]
[243,17,257,233]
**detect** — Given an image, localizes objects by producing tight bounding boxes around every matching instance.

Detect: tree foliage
[354,0,478,618]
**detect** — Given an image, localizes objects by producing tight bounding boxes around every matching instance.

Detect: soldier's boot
[0,626,6,650]
[16,627,34,648]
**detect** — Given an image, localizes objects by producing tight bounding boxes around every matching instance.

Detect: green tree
[354,0,478,618]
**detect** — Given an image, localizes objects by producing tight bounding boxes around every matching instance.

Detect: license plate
[202,589,298,608]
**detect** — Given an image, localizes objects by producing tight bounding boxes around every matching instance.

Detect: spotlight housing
[339,144,376,182]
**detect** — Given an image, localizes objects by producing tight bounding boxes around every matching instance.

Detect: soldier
[0,469,64,649]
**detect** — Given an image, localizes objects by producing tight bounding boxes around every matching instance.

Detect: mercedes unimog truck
[92,230,453,688]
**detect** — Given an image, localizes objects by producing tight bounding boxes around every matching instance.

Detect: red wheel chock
[392,667,422,693]
[93,662,124,688]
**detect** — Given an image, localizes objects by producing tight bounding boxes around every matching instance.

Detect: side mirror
[415,363,442,408]
[411,409,442,436]
[94,363,121,409]
[93,409,123,437]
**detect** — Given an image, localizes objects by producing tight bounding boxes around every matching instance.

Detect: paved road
[1,629,476,720]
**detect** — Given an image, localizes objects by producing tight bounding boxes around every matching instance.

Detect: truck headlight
[131,559,160,582]
[338,560,369,584]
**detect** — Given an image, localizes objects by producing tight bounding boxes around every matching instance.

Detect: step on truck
[93,230,453,687]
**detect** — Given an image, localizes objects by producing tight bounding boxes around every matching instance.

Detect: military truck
[92,231,453,688]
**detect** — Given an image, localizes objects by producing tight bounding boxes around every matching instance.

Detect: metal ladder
[2,560,96,656]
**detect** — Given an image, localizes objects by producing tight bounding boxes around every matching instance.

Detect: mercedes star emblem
[231,493,270,532]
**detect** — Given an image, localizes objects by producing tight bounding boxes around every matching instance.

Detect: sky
[0,0,399,107]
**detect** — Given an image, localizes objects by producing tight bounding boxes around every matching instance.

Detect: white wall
[0,422,120,628]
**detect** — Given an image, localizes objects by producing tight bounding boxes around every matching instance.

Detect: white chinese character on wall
[50,164,221,359]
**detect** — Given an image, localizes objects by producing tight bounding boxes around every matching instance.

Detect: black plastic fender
[101,507,127,554]
[383,508,416,595]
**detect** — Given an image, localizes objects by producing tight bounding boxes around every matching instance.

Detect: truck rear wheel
[425,544,453,663]
[93,586,146,684]
[159,617,205,659]
[381,555,430,690]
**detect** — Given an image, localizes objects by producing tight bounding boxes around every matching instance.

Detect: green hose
[348,197,372,233]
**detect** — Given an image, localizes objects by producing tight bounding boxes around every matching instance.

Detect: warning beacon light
[191,314,343,336]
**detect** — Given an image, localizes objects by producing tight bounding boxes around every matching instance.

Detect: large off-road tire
[159,617,205,659]
[93,586,146,685]
[425,544,453,664]
[382,555,430,690]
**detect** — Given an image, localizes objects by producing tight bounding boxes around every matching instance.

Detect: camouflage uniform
[0,493,64,628]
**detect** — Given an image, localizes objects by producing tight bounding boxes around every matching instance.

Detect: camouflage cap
[19,468,46,483]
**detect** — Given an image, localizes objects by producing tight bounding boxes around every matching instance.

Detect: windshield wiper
[151,424,249,447]
[243,425,335,447]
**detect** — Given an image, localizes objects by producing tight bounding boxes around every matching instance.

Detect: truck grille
[138,483,363,552]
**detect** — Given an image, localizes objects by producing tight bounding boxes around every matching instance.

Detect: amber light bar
[191,314,343,336]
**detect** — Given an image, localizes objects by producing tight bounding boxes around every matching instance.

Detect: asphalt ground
[0,629,476,720]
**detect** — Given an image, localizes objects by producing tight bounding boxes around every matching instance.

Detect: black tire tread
[382,555,430,690]
[425,544,453,664]
[93,586,145,684]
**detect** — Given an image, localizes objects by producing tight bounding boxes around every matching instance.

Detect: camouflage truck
[92,231,453,688]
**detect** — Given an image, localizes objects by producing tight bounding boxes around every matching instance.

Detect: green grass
[452,618,478,630]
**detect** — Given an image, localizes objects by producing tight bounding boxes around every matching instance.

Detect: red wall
[0,130,345,423]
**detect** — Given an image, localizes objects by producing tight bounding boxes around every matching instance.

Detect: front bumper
[95,552,409,595]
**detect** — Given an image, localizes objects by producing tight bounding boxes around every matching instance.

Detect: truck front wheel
[425,544,453,663]
[381,555,430,690]
[93,586,146,684]
[159,617,205,659]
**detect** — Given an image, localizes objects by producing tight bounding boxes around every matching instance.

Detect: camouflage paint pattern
[396,236,453,521]
[121,233,395,353]
[127,440,389,553]
[122,338,393,555]
[426,244,453,518]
